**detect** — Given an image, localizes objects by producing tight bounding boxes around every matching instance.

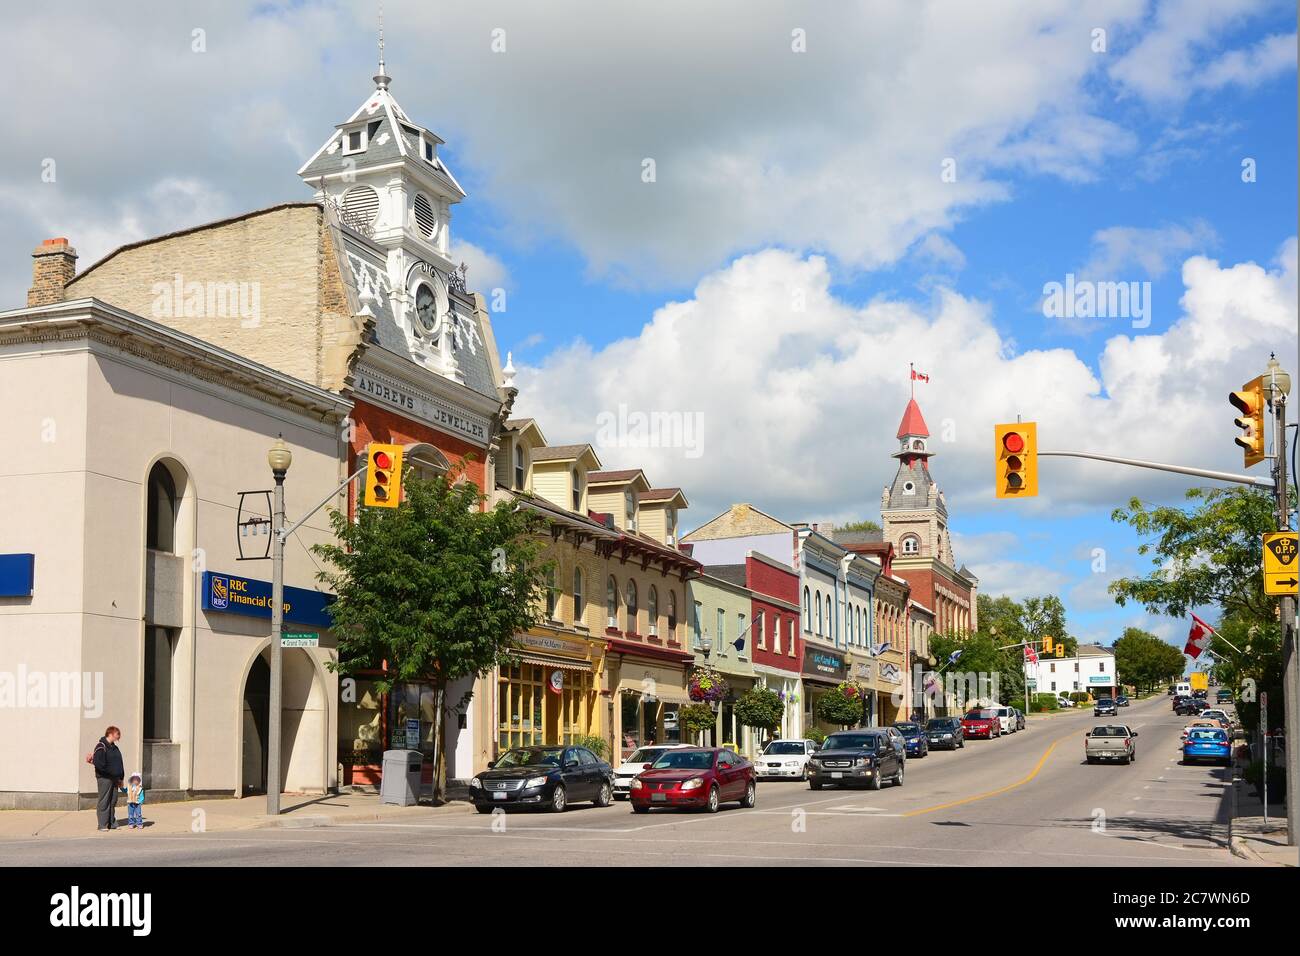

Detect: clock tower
[298,32,473,383]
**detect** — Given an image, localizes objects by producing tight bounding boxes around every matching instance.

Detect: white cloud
[449,239,510,292]
[1080,221,1218,281]
[514,239,1297,530]
[1109,0,1295,103]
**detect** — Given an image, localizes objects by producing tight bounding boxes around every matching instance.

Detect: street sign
[281,632,319,648]
[1026,678,1037,690]
[1262,531,1299,596]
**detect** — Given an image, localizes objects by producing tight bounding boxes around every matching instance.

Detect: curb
[259,801,476,829]
[1229,835,1265,864]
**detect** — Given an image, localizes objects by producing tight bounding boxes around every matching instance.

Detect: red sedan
[630,747,756,814]
[961,709,1001,739]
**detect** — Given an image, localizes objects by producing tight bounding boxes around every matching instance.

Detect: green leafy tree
[1112,627,1184,694]
[735,687,784,745]
[1109,486,1283,727]
[838,519,881,533]
[679,703,718,741]
[814,683,868,728]
[313,469,550,802]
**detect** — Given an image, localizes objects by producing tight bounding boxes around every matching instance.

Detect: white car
[754,739,819,780]
[1057,696,1076,708]
[611,745,692,799]
[990,705,1016,734]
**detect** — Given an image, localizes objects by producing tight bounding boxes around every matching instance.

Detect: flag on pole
[1024,644,1039,664]
[1185,613,1215,659]
[947,649,963,665]
[911,367,930,383]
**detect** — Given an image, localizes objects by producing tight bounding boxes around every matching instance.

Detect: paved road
[1,695,1251,866]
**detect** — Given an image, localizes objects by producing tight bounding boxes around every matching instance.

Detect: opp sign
[1263,532,1299,596]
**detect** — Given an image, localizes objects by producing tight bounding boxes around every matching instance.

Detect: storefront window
[389,681,437,759]
[620,690,642,758]
[338,677,384,768]
[500,664,594,751]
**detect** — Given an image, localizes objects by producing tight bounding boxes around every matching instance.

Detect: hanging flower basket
[688,664,730,703]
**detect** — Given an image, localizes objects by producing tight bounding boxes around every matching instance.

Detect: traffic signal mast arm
[1036,449,1274,489]
[279,462,369,542]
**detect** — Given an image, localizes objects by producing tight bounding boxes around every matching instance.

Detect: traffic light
[363,443,404,508]
[994,422,1038,498]
[1043,635,1054,655]
[1228,376,1265,468]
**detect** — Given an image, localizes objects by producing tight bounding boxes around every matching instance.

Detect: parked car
[882,725,908,760]
[925,716,964,750]
[1012,708,1026,730]
[1057,696,1076,708]
[754,739,818,781]
[807,730,905,790]
[471,745,614,813]
[990,705,1017,734]
[1197,709,1234,731]
[1181,719,1221,741]
[1115,695,1130,707]
[1216,689,1233,704]
[1094,697,1118,717]
[630,747,756,813]
[961,709,1000,739]
[893,721,929,758]
[1182,728,1232,766]
[611,744,691,798]
[1084,724,1138,765]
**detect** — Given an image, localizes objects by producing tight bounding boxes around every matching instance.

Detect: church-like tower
[297,31,476,384]
[880,398,953,565]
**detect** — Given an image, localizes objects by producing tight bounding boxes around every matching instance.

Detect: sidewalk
[0,790,475,840]
[1229,772,1297,866]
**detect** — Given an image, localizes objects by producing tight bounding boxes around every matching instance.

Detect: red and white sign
[548,670,565,694]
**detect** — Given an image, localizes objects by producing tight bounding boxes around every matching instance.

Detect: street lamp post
[266,437,293,817]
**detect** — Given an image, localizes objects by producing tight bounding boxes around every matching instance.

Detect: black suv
[808,730,905,791]
[925,716,964,750]
[1094,698,1118,717]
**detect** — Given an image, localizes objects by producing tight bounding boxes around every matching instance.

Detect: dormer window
[423,137,436,163]
[342,126,368,155]
[624,491,637,532]
[571,467,582,512]
[666,506,677,545]
[513,445,526,491]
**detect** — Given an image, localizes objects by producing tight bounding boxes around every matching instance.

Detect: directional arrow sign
[1263,531,1299,596]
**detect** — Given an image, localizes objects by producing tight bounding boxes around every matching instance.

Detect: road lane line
[901,734,1063,817]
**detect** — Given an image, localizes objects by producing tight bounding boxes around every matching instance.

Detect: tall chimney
[28,238,77,307]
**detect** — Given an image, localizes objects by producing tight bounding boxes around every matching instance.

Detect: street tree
[314,467,550,803]
[735,687,784,747]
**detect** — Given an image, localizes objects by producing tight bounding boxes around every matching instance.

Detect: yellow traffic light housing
[363,443,404,508]
[994,422,1038,498]
[1043,635,1054,655]
[1228,376,1265,468]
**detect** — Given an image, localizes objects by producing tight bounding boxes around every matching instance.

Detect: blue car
[1182,728,1232,766]
[893,721,929,758]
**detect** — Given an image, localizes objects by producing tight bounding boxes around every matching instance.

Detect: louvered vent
[413,193,437,238]
[341,185,380,225]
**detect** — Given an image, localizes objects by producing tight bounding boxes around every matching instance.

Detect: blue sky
[1,1,1295,662]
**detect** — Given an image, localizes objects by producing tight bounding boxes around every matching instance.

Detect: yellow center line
[902,733,1069,817]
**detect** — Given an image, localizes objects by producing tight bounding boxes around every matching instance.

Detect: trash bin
[380,749,424,806]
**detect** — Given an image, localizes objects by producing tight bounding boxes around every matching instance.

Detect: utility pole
[1267,363,1296,846]
[266,438,292,817]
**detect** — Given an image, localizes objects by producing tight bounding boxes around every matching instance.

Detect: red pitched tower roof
[896,398,930,439]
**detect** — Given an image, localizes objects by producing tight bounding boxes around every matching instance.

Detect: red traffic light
[372,450,392,470]
[1002,432,1025,454]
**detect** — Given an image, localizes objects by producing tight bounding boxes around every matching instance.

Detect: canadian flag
[1185,613,1215,659]
[1024,645,1039,664]
[911,368,930,382]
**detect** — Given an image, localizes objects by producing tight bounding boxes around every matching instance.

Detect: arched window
[815,592,822,635]
[571,467,582,512]
[573,567,585,625]
[606,575,618,629]
[513,445,525,490]
[647,585,659,636]
[146,462,178,553]
[902,535,920,555]
[856,607,862,645]
[802,587,811,632]
[667,591,677,640]
[625,579,638,633]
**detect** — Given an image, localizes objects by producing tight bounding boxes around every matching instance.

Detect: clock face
[415,283,439,334]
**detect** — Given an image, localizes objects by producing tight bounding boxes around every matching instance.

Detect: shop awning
[516,653,591,673]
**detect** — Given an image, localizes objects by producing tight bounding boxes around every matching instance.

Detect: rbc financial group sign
[201,571,333,628]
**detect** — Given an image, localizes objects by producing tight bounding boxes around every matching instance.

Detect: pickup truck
[1084,724,1138,765]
